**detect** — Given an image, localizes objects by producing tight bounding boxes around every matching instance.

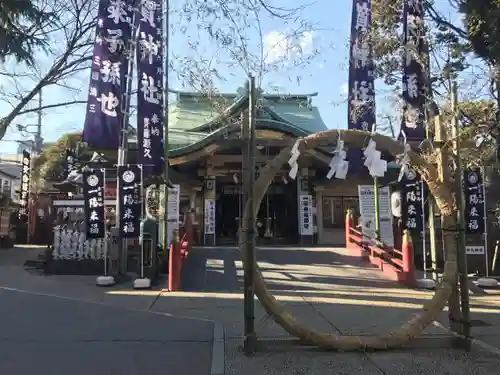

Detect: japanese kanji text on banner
[400,169,425,232]
[83,169,106,239]
[19,150,31,216]
[400,0,426,140]
[348,0,376,170]
[136,0,165,176]
[82,0,135,149]
[463,168,485,235]
[118,165,143,238]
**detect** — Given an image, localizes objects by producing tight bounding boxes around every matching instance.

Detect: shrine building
[127,88,401,246]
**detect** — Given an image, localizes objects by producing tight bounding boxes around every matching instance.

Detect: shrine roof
[166,88,327,137]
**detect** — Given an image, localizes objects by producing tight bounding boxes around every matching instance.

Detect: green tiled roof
[166,89,326,142]
[143,89,330,157]
[168,101,215,131]
[265,103,328,133]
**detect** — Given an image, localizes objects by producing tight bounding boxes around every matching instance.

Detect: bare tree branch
[16,100,87,117]
[0,0,97,140]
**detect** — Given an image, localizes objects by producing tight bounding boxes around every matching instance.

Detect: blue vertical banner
[82,0,135,149]
[136,0,165,176]
[348,0,376,170]
[400,0,426,141]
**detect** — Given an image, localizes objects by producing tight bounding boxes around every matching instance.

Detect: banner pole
[117,9,139,276]
[161,0,170,258]
[421,179,427,278]
[103,168,108,277]
[481,167,489,277]
[140,165,145,279]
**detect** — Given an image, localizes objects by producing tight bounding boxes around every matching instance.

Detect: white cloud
[264,30,314,64]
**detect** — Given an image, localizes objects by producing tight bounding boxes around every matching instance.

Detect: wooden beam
[305,148,331,165]
[208,153,272,165]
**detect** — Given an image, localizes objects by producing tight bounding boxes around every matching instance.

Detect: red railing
[168,214,193,291]
[345,211,415,287]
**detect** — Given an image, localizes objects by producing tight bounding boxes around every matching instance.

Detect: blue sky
[0,0,459,155]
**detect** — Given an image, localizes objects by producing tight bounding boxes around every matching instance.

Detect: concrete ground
[0,246,214,375]
[2,245,500,374]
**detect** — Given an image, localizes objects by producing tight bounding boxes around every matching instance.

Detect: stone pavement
[2,245,500,374]
[160,245,500,374]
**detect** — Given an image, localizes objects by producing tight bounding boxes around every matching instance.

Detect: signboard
[167,184,180,230]
[204,199,216,235]
[358,185,394,246]
[466,245,485,255]
[358,185,391,218]
[299,194,313,235]
[359,215,394,247]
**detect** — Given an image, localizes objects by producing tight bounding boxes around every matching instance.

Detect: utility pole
[161,0,170,259]
[34,91,43,154]
[243,75,257,355]
[433,107,462,335]
[451,81,472,347]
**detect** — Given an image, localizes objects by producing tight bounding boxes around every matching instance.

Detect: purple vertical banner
[136,0,165,177]
[347,0,376,171]
[82,0,135,149]
[400,0,425,141]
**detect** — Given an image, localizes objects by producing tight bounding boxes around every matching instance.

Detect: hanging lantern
[145,185,160,221]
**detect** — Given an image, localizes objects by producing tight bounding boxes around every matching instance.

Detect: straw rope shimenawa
[240,129,458,351]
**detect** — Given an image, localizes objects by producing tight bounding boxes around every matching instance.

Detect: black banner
[137,0,165,177]
[118,165,142,238]
[82,0,135,149]
[400,0,426,141]
[401,169,425,232]
[463,167,485,234]
[19,150,31,216]
[347,0,376,172]
[83,168,106,239]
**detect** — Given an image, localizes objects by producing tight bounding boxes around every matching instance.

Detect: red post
[401,230,416,286]
[168,242,180,291]
[168,212,194,292]
[185,211,193,250]
[345,209,352,249]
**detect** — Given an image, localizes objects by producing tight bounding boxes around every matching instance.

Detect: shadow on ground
[3,246,500,374]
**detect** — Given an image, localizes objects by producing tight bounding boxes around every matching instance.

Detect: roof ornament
[288,138,302,179]
[326,131,349,179]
